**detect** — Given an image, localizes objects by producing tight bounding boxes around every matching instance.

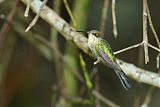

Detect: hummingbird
[77,30,131,90]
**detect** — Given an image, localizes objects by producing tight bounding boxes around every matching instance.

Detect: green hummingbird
[78,30,131,90]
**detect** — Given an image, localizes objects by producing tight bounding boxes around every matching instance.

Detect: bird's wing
[95,38,131,90]
[95,38,118,69]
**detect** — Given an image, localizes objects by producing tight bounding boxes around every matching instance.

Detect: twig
[100,0,109,36]
[140,87,155,107]
[114,42,143,55]
[97,0,107,102]
[25,0,48,32]
[92,90,120,107]
[133,85,142,107]
[90,67,98,79]
[114,42,160,56]
[0,0,20,58]
[95,72,101,107]
[140,69,160,107]
[63,0,77,28]
[0,0,4,4]
[112,0,118,38]
[24,0,32,17]
[143,0,149,64]
[148,43,160,52]
[133,47,144,107]
[50,1,63,106]
[157,54,160,68]
[145,1,160,68]
[145,1,160,49]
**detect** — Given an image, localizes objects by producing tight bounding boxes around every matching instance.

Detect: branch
[20,0,160,88]
[92,90,120,107]
[114,42,143,55]
[118,60,160,88]
[140,87,155,107]
[143,0,149,64]
[63,0,77,28]
[24,0,33,17]
[112,0,118,38]
[25,0,48,32]
[0,0,20,58]
[100,0,109,36]
[21,0,89,54]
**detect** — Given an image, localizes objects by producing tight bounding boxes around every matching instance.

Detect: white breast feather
[88,33,99,48]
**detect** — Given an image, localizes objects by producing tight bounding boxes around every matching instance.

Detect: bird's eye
[95,33,99,37]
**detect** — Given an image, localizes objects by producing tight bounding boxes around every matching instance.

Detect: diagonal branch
[20,0,160,88]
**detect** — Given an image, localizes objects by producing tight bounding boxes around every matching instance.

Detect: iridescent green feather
[96,38,115,61]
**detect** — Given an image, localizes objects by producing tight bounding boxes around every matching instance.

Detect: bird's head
[87,30,101,37]
[77,30,102,37]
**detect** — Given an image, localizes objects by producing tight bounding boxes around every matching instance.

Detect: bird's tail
[114,69,131,90]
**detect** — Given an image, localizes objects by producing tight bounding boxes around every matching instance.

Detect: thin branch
[140,87,155,107]
[145,1,160,49]
[92,90,120,107]
[148,43,160,52]
[145,0,160,68]
[100,0,109,36]
[24,0,33,17]
[133,47,144,107]
[97,1,109,104]
[133,85,142,107]
[112,0,118,38]
[114,42,143,55]
[63,0,77,28]
[21,0,160,88]
[0,0,20,58]
[95,72,101,107]
[0,0,5,4]
[140,69,160,107]
[50,1,62,106]
[143,0,149,64]
[25,0,48,32]
[157,54,160,68]
[114,42,160,55]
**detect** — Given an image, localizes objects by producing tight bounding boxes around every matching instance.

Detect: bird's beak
[77,31,88,34]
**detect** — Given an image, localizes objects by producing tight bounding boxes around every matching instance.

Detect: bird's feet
[94,58,101,65]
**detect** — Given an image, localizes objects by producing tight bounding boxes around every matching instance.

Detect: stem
[112,0,118,38]
[143,0,149,64]
[100,0,109,36]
